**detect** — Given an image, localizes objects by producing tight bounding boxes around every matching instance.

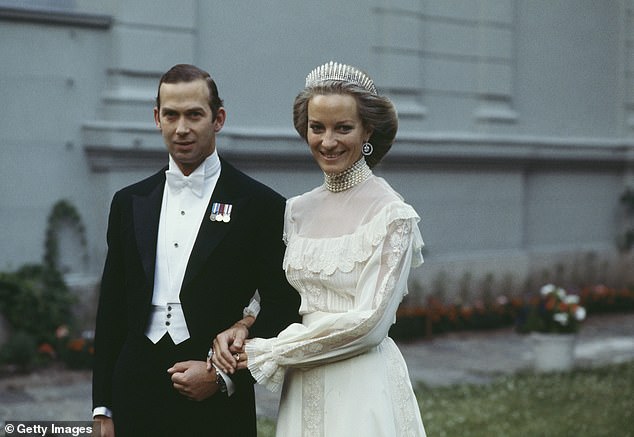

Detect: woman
[212,61,426,436]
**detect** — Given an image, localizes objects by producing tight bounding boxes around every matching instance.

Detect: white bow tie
[165,170,205,197]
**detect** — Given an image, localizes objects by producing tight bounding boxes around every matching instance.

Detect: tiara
[305,61,377,95]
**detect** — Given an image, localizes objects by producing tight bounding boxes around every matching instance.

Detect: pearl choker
[323,158,372,193]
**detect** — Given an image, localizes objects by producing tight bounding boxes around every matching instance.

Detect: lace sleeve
[246,217,421,392]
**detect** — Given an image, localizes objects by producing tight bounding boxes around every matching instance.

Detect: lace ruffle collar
[283,202,423,275]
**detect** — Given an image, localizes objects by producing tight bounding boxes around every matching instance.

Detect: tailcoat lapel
[132,174,165,288]
[181,162,248,292]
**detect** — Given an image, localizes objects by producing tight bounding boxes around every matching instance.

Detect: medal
[210,202,232,223]
[222,204,232,222]
[209,202,220,221]
[215,203,224,222]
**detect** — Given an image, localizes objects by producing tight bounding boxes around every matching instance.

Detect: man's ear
[153,107,161,129]
[213,107,226,132]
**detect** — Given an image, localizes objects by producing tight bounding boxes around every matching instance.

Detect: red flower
[67,338,86,352]
[38,343,56,358]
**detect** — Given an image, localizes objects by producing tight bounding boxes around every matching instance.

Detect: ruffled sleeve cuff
[246,338,285,392]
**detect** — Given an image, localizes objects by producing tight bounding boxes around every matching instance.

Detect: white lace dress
[246,174,427,437]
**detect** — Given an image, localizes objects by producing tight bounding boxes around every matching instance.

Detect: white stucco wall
[1,0,632,302]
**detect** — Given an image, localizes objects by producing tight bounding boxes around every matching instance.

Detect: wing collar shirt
[146,151,221,345]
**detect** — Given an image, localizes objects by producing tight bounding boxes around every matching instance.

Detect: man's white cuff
[93,406,112,419]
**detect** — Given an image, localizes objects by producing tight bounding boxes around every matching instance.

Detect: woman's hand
[232,346,250,370]
[207,319,252,374]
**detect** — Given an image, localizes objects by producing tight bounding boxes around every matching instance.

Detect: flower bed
[390,285,634,341]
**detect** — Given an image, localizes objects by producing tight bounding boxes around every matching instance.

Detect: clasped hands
[166,321,250,401]
[207,321,251,374]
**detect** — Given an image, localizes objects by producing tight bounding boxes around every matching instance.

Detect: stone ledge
[0,5,112,29]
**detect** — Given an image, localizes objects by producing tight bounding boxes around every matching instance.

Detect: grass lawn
[257,361,634,436]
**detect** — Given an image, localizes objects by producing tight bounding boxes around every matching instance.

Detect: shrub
[58,333,95,369]
[0,330,37,371]
[0,264,76,344]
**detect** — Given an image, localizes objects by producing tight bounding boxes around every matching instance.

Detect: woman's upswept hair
[292,80,398,168]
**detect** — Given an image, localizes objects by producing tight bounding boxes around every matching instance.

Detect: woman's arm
[247,215,421,391]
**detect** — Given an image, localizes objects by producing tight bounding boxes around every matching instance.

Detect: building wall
[1,0,633,303]
[0,5,111,274]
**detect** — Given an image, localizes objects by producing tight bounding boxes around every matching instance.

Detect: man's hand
[92,415,114,437]
[209,322,249,374]
[168,360,218,401]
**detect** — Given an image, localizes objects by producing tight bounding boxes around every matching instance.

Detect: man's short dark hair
[156,64,224,120]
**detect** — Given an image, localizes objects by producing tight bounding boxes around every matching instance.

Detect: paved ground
[1,313,633,425]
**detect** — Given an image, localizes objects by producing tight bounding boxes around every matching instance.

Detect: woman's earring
[362,142,373,156]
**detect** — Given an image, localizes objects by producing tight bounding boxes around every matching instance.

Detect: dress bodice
[283,175,423,315]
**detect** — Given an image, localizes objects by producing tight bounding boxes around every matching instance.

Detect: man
[92,64,300,436]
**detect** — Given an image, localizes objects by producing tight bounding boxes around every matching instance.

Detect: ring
[207,348,213,360]
[234,353,240,362]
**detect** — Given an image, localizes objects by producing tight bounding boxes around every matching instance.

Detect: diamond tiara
[305,61,377,95]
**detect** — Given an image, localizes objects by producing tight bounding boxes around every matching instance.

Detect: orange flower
[460,306,474,319]
[67,338,85,352]
[38,343,56,358]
